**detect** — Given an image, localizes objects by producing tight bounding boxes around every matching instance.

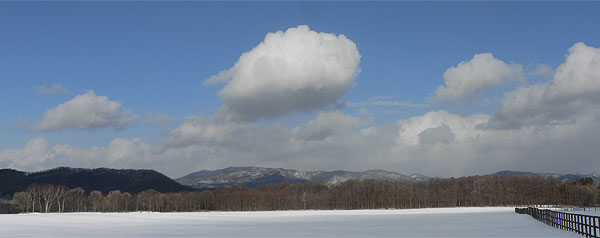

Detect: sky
[1,2,600,178]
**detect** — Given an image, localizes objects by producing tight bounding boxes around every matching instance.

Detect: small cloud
[526,64,554,78]
[36,90,138,131]
[435,53,524,102]
[161,116,250,148]
[13,116,34,130]
[348,96,429,108]
[203,70,233,86]
[359,107,375,125]
[296,111,361,141]
[35,84,69,96]
[143,112,175,126]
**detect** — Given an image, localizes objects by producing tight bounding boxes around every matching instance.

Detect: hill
[0,167,192,196]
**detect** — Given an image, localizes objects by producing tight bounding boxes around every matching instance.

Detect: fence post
[564,212,567,230]
[562,212,564,230]
[559,212,565,229]
[586,216,590,237]
[571,214,574,232]
[592,217,598,237]
[580,215,582,235]
[580,215,583,236]
[576,215,579,235]
[577,215,580,235]
[560,212,562,229]
[560,212,566,230]
[565,213,571,231]
[594,217,600,237]
[577,215,580,234]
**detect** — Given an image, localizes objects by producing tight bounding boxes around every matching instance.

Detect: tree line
[8,175,599,213]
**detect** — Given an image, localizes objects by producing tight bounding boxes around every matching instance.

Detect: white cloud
[36,90,138,131]
[486,42,600,129]
[161,116,251,148]
[143,112,175,126]
[436,53,524,101]
[396,111,490,146]
[348,96,429,108]
[207,25,361,121]
[35,84,69,96]
[4,108,600,178]
[0,137,50,171]
[13,116,33,130]
[296,111,361,141]
[0,137,155,173]
[527,64,554,78]
[6,41,600,179]
[105,138,152,164]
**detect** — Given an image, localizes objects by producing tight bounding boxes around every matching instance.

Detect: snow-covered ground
[538,206,600,216]
[0,207,576,237]
[563,207,600,216]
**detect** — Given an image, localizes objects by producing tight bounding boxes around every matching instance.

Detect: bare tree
[106,190,122,212]
[25,184,42,212]
[12,192,31,213]
[54,185,68,213]
[65,187,86,212]
[198,190,215,211]
[88,190,104,212]
[122,192,132,211]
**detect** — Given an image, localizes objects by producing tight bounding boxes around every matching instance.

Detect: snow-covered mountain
[176,167,600,189]
[176,167,427,189]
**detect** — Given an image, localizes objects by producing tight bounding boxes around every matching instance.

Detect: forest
[6,175,599,213]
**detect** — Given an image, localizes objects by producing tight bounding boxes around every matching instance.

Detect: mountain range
[1,166,597,196]
[175,167,426,189]
[175,167,599,189]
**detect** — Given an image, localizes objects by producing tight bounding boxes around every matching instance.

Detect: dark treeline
[7,175,599,213]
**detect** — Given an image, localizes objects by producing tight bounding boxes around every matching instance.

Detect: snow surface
[564,208,600,216]
[0,207,576,237]
[539,207,600,216]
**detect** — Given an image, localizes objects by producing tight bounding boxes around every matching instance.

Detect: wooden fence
[516,207,600,237]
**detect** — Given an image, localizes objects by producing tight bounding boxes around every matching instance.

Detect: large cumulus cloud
[206,25,361,121]
[486,42,600,129]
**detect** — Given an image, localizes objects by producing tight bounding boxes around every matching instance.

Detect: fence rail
[516,207,600,237]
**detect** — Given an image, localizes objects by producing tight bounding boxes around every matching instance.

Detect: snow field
[0,207,577,237]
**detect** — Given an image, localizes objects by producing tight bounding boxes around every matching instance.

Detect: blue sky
[1,2,600,177]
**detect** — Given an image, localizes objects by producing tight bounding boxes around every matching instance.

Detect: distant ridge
[0,167,192,196]
[175,167,428,189]
[176,167,599,189]
[484,170,600,183]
